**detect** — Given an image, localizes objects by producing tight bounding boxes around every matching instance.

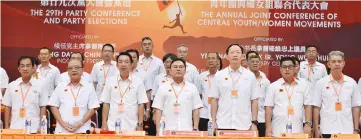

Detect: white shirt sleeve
[87,85,100,109]
[192,85,203,110]
[39,84,49,106]
[264,84,275,107]
[137,82,149,104]
[358,78,361,93]
[303,82,312,105]
[321,64,328,78]
[48,86,61,107]
[99,79,111,103]
[351,81,361,107]
[152,77,160,97]
[53,69,61,88]
[312,80,323,108]
[209,76,220,98]
[2,87,12,106]
[91,64,98,83]
[152,86,165,110]
[0,68,9,89]
[251,79,260,100]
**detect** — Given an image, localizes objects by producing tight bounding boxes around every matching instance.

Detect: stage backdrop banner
[1,0,361,82]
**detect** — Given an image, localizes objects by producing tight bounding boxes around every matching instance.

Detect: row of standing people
[0,38,360,137]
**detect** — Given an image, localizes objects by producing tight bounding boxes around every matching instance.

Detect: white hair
[328,50,345,60]
[177,44,188,49]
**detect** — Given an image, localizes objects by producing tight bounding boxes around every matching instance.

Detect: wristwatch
[251,120,259,126]
[354,129,360,133]
[305,121,313,127]
[137,122,144,126]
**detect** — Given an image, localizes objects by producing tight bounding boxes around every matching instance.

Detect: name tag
[174,103,180,113]
[288,106,294,115]
[19,107,26,118]
[118,103,125,112]
[73,106,79,116]
[231,90,238,98]
[335,102,342,111]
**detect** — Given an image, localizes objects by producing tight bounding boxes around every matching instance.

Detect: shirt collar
[328,74,348,83]
[67,80,85,87]
[171,80,186,86]
[101,60,116,66]
[141,54,154,60]
[16,77,33,86]
[228,66,244,73]
[304,61,321,66]
[117,73,132,82]
[279,77,300,85]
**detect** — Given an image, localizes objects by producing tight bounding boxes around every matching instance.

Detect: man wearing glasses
[265,56,312,137]
[56,52,92,85]
[91,44,118,128]
[49,59,99,134]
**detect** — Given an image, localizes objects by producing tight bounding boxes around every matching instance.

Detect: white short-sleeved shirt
[0,67,9,89]
[255,72,270,123]
[298,61,327,84]
[209,66,259,130]
[264,78,311,137]
[48,80,100,134]
[151,73,173,100]
[312,75,361,134]
[2,77,48,133]
[185,62,201,93]
[91,61,118,99]
[199,70,217,119]
[56,72,92,86]
[37,63,60,97]
[138,55,165,92]
[100,74,148,131]
[152,81,203,131]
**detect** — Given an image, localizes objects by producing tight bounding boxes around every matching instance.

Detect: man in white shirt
[153,58,203,134]
[264,57,312,137]
[100,52,148,131]
[49,59,99,134]
[138,37,165,135]
[210,44,259,132]
[298,45,327,85]
[2,56,48,133]
[152,53,178,98]
[91,44,118,128]
[247,54,270,137]
[198,52,219,131]
[0,67,9,96]
[37,47,60,97]
[176,44,201,92]
[312,51,361,138]
[56,52,92,85]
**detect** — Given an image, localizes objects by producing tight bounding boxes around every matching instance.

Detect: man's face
[117,55,131,72]
[38,49,51,63]
[164,57,173,72]
[216,58,221,70]
[102,46,114,60]
[327,55,345,72]
[141,39,153,54]
[71,53,83,62]
[280,60,295,79]
[306,47,318,60]
[206,53,218,68]
[248,58,261,71]
[227,45,243,64]
[177,46,188,60]
[18,58,35,78]
[67,60,83,80]
[170,61,186,78]
[128,52,139,68]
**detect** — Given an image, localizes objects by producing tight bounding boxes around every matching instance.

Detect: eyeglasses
[67,66,83,71]
[281,65,295,70]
